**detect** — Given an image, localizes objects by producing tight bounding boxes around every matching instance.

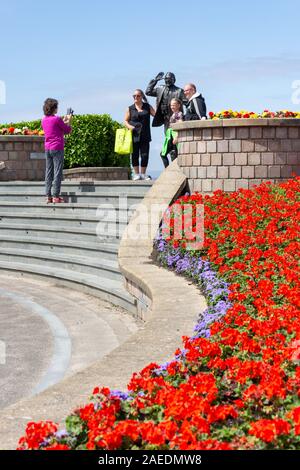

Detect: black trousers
[161,140,178,168]
[131,140,150,167]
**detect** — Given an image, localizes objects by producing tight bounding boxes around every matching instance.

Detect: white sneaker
[139,174,145,180]
[132,174,141,181]
[144,175,152,180]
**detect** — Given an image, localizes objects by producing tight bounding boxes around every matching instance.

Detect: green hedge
[64,114,129,169]
[0,115,130,169]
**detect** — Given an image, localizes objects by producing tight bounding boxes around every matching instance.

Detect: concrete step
[0,181,153,195]
[0,202,138,217]
[0,235,118,260]
[0,191,147,204]
[0,181,151,316]
[0,223,122,242]
[0,260,136,313]
[0,247,121,281]
[0,212,130,231]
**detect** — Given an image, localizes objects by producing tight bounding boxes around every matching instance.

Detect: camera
[66,107,74,116]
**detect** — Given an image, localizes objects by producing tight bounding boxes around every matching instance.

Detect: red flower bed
[18,178,300,450]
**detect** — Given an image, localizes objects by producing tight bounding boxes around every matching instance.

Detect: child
[161,98,183,168]
[169,98,184,126]
[42,98,72,203]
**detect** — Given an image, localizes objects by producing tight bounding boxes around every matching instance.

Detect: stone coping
[172,118,300,130]
[118,159,207,318]
[64,167,128,174]
[0,161,206,449]
[0,136,44,142]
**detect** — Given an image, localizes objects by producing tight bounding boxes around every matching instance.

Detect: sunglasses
[133,94,142,98]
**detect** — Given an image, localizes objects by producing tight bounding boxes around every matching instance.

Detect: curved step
[0,223,122,242]
[0,247,121,280]
[0,260,136,313]
[0,181,152,317]
[0,191,147,204]
[0,202,136,217]
[0,181,153,195]
[0,212,130,230]
[0,235,118,260]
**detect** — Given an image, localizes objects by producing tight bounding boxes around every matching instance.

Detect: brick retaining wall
[63,167,129,181]
[0,136,45,181]
[0,136,130,181]
[173,118,300,193]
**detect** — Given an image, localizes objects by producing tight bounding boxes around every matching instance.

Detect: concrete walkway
[0,273,139,410]
[0,266,204,449]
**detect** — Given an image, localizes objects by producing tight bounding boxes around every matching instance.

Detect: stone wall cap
[64,167,128,174]
[172,118,300,130]
[0,135,44,142]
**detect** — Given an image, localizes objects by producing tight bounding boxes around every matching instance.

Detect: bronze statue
[146,72,185,131]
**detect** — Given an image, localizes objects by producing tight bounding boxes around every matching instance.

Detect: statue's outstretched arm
[145,79,158,97]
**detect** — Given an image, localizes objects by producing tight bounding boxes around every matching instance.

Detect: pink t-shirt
[42,115,72,151]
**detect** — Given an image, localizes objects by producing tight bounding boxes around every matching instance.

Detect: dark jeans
[45,150,64,197]
[131,140,150,168]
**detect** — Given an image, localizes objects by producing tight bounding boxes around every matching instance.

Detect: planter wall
[0,136,130,181]
[0,136,45,181]
[63,167,129,181]
[173,118,300,193]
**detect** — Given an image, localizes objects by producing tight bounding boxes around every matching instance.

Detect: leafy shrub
[64,114,130,169]
[0,115,130,169]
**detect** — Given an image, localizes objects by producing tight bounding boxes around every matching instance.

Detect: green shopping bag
[114,128,133,155]
[161,128,178,156]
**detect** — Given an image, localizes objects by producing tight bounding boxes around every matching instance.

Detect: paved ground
[0,273,140,410]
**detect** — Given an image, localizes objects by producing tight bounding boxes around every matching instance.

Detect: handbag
[114,128,133,155]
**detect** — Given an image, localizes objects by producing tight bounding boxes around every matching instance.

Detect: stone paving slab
[0,274,140,449]
[0,272,203,449]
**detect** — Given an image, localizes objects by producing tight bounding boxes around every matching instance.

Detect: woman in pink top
[42,98,72,203]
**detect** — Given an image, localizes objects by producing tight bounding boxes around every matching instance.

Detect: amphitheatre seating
[0,180,152,313]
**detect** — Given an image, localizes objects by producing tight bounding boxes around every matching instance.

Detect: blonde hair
[170,98,183,111]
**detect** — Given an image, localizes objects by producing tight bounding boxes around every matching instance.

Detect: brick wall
[0,136,130,181]
[173,119,300,193]
[0,136,45,181]
[63,167,129,181]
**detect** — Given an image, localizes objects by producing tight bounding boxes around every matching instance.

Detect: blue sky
[1,0,300,175]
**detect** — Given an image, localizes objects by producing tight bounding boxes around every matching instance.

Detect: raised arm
[58,116,72,134]
[145,78,159,97]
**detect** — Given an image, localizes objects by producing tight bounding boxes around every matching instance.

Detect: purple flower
[110,390,131,401]
[55,429,69,439]
[154,233,231,340]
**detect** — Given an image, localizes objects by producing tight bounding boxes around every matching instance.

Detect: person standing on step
[124,89,155,181]
[42,98,72,203]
